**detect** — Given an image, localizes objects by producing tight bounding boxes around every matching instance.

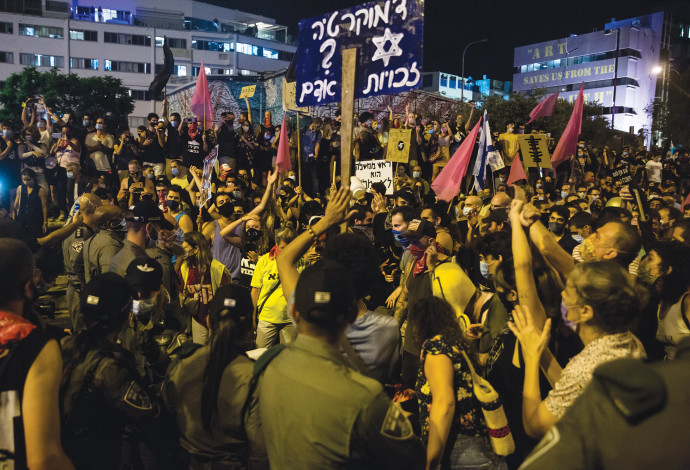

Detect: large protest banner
[296,0,424,107]
[355,160,394,195]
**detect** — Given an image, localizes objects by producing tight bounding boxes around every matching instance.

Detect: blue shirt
[346,310,400,383]
[302,128,322,162]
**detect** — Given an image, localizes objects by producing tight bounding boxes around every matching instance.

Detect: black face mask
[167,200,180,212]
[218,202,234,217]
[246,227,262,242]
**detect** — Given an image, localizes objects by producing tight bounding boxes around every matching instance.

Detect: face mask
[578,144,585,149]
[37,122,46,129]
[146,173,155,180]
[479,260,495,279]
[171,168,179,176]
[233,190,243,200]
[412,171,421,179]
[167,200,180,212]
[25,135,34,142]
[3,130,12,138]
[560,300,578,332]
[66,171,74,179]
[391,229,410,249]
[171,120,180,128]
[572,234,583,244]
[353,224,374,241]
[242,125,250,132]
[561,191,569,200]
[578,192,586,199]
[366,120,373,127]
[218,202,234,217]
[536,184,543,189]
[591,195,599,201]
[462,206,472,216]
[132,297,157,316]
[549,221,565,235]
[96,123,104,130]
[246,227,262,242]
[83,120,90,127]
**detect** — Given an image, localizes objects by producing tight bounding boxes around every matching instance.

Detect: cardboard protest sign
[517,134,551,169]
[355,160,394,195]
[387,128,412,163]
[486,151,505,171]
[612,164,632,185]
[282,79,309,113]
[239,85,256,99]
[296,0,424,106]
[200,146,218,207]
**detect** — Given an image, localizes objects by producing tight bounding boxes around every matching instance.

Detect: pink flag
[276,114,291,173]
[527,92,559,124]
[507,152,527,186]
[190,61,213,128]
[431,120,482,201]
[551,83,584,168]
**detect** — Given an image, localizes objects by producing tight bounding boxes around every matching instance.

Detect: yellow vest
[180,259,229,292]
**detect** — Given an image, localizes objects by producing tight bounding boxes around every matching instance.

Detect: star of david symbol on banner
[371,28,404,67]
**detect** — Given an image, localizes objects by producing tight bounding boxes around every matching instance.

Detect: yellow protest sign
[518,134,551,169]
[282,79,308,113]
[386,128,412,163]
[239,85,256,99]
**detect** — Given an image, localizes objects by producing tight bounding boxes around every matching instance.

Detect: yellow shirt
[498,132,520,165]
[251,253,305,324]
[171,175,190,190]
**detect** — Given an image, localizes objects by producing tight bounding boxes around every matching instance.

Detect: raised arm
[248,169,277,217]
[523,204,575,282]
[277,185,355,300]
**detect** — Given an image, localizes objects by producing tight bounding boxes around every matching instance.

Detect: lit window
[263,48,278,59]
[176,65,187,76]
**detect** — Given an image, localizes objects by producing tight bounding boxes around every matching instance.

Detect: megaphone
[350,176,366,200]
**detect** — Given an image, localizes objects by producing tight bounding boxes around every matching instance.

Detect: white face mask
[412,171,421,179]
[462,206,472,216]
[132,297,157,315]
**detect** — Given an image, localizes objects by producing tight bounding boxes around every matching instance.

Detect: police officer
[163,283,267,469]
[62,192,101,331]
[252,260,425,469]
[120,257,186,385]
[60,272,165,469]
[109,199,173,276]
[76,204,125,286]
[520,336,690,470]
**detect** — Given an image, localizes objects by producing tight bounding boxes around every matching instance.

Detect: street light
[652,65,663,75]
[461,38,488,102]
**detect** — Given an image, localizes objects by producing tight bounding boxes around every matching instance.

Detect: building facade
[0,0,296,126]
[512,12,666,143]
[422,71,510,102]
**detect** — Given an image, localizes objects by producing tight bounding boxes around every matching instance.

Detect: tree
[0,67,134,129]
[647,69,690,148]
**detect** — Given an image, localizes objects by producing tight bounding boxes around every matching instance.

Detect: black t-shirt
[165,124,183,159]
[181,132,206,168]
[142,128,165,164]
[0,322,51,469]
[216,123,236,159]
[256,124,276,153]
[237,256,256,288]
[0,218,40,252]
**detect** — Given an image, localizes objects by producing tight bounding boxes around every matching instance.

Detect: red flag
[276,114,291,173]
[190,61,213,128]
[431,120,482,201]
[551,83,584,168]
[507,152,527,186]
[527,92,559,125]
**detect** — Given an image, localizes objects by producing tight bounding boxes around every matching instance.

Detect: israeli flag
[473,110,492,192]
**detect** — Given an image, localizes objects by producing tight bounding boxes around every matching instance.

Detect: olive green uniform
[62,225,96,331]
[254,334,425,469]
[521,337,690,470]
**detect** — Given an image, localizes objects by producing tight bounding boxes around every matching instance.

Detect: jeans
[444,434,507,470]
[191,318,209,345]
[255,320,295,349]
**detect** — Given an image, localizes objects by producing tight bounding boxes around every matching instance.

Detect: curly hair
[570,261,648,333]
[409,297,471,355]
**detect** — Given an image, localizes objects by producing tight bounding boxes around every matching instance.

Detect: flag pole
[296,112,302,188]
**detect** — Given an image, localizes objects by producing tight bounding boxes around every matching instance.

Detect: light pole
[461,38,488,102]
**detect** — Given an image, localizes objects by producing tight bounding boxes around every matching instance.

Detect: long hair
[410,297,471,356]
[200,284,252,433]
[183,231,213,278]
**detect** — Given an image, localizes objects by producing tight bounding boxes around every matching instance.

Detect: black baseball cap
[127,199,173,229]
[208,283,253,324]
[124,257,163,293]
[81,273,133,332]
[155,176,170,188]
[402,218,437,240]
[294,260,357,326]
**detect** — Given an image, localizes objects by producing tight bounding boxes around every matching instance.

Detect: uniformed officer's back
[255,260,425,470]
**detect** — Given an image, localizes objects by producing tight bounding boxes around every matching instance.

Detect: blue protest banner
[296,0,424,107]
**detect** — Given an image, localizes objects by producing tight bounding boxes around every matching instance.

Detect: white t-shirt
[86,132,114,172]
[646,160,662,183]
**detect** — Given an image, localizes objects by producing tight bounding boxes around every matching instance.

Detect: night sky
[207,0,675,81]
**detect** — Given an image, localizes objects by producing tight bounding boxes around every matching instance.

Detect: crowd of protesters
[2,94,690,470]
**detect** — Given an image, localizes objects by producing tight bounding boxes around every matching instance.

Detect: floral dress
[416,335,486,442]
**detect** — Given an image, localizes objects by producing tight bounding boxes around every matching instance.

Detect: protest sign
[386,128,412,163]
[239,85,256,99]
[282,79,309,113]
[296,0,424,106]
[518,134,552,169]
[612,164,632,186]
[486,150,505,171]
[355,160,394,195]
[200,146,218,207]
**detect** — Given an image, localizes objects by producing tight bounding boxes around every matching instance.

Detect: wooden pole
[296,112,302,188]
[340,48,358,194]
